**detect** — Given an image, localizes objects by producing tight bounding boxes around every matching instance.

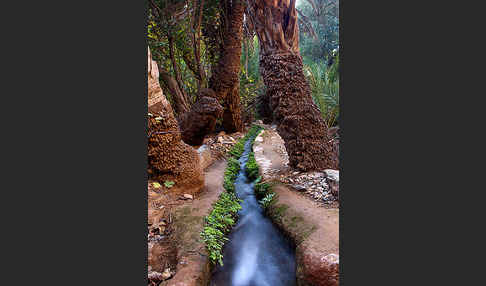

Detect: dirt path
[253,125,339,286]
[161,159,227,286]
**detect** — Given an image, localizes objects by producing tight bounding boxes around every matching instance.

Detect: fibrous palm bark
[208,0,245,133]
[247,0,338,171]
[179,89,223,146]
[177,0,244,144]
[147,47,204,192]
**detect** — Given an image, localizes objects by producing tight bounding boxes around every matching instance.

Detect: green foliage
[240,37,264,121]
[254,182,271,199]
[245,152,259,181]
[223,157,240,192]
[298,0,339,63]
[303,57,339,127]
[254,176,262,184]
[164,180,175,188]
[229,141,245,158]
[244,125,264,142]
[148,0,216,111]
[259,192,277,210]
[200,191,242,265]
[200,124,264,266]
[228,125,263,159]
[297,0,339,127]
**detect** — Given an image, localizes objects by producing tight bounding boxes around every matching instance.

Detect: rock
[298,251,339,286]
[324,169,339,198]
[328,180,339,198]
[161,268,172,280]
[183,194,193,200]
[198,144,214,170]
[148,271,164,281]
[324,169,339,181]
[147,268,172,282]
[294,185,306,192]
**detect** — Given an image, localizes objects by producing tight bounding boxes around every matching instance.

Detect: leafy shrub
[201,124,264,266]
[223,157,240,192]
[200,191,242,265]
[259,192,276,210]
[229,141,245,158]
[254,176,262,184]
[245,152,259,181]
[254,182,270,199]
[303,57,339,127]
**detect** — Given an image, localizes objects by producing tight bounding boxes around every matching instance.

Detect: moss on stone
[266,200,316,245]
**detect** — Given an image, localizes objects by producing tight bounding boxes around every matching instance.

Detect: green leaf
[164,181,175,188]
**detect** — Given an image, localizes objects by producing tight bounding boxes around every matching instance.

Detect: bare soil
[147,160,228,286]
[161,159,227,286]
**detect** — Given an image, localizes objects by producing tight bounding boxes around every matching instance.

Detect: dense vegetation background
[148,0,339,128]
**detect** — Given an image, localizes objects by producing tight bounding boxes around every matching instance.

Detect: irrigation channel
[210,135,296,286]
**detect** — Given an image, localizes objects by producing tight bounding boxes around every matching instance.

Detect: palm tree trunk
[147,47,204,190]
[248,0,338,171]
[209,0,245,133]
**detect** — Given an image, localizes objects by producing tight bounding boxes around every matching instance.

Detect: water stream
[210,137,296,286]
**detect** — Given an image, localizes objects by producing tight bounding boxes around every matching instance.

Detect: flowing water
[210,137,296,286]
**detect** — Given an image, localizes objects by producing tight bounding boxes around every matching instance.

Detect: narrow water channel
[210,137,296,286]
